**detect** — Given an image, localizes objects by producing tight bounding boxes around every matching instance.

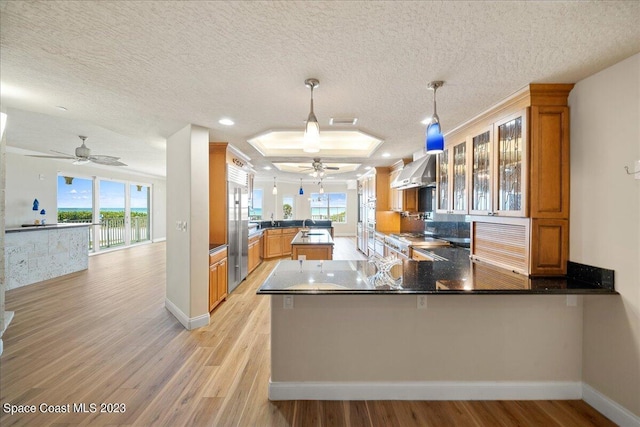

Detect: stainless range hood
[391,154,436,189]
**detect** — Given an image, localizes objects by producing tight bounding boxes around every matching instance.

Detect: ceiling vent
[329,117,358,126]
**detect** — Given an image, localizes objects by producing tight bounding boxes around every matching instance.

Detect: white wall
[253,179,357,236]
[4,152,167,240]
[271,294,583,398]
[165,124,209,329]
[569,53,640,417]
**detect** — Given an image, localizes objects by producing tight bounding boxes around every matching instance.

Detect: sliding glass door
[58,174,152,253]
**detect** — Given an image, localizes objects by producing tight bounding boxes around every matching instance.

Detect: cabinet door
[494,111,527,217]
[403,188,418,212]
[217,259,228,300]
[209,263,219,311]
[282,230,297,256]
[265,232,283,258]
[451,139,468,214]
[436,148,450,213]
[389,169,400,211]
[470,127,493,215]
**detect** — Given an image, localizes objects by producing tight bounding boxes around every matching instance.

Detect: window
[250,189,263,220]
[310,192,347,223]
[57,176,94,224]
[282,196,293,219]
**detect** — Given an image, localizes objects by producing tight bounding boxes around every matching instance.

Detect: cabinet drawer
[209,247,227,265]
[266,228,283,235]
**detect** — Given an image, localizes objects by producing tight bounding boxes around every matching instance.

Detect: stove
[389,233,450,249]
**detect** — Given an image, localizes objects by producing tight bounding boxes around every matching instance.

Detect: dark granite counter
[209,243,227,254]
[290,229,334,246]
[257,246,617,295]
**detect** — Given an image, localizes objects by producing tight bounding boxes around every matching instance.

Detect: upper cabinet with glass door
[470,126,493,215]
[436,138,469,214]
[494,111,527,217]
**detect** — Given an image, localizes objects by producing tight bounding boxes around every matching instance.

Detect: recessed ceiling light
[263,166,272,170]
[329,117,358,126]
[56,106,67,111]
[219,118,234,126]
[364,166,372,170]
[421,116,432,125]
[382,152,390,158]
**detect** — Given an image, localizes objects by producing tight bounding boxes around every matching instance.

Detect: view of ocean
[58,207,148,213]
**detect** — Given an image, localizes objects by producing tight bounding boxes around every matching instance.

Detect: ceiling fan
[28,135,127,166]
[299,158,339,177]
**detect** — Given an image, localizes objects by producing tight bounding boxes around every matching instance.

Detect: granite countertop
[291,229,334,246]
[6,223,93,233]
[209,243,227,253]
[257,246,618,295]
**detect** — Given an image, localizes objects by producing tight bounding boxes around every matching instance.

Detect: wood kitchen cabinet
[282,228,298,256]
[262,227,299,259]
[264,228,283,259]
[209,247,228,312]
[248,233,262,273]
[455,83,573,276]
[389,160,419,212]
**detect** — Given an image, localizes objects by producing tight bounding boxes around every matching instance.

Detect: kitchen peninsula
[258,254,616,401]
[290,229,334,260]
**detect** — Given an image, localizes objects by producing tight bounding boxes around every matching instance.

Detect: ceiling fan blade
[325,166,340,170]
[50,149,76,157]
[27,154,76,160]
[90,156,127,166]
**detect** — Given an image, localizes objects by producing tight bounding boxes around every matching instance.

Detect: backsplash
[400,213,470,239]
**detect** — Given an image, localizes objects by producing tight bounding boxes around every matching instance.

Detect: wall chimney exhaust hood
[391,154,436,189]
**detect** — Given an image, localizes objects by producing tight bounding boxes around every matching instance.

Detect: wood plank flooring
[0,240,615,426]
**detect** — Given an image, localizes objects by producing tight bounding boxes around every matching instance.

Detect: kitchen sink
[303,232,324,236]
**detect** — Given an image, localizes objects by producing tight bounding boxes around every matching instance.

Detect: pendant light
[299,178,304,195]
[303,78,320,153]
[425,81,445,154]
[272,177,278,195]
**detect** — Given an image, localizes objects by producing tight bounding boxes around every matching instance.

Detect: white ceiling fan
[299,158,339,177]
[28,135,127,166]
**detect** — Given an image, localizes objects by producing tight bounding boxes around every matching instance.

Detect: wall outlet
[417,295,427,309]
[283,295,294,310]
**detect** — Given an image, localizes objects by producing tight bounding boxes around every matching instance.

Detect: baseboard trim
[164,298,209,330]
[153,237,167,243]
[268,381,582,401]
[582,382,640,427]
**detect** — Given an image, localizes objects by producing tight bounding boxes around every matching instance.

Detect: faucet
[270,213,275,227]
[303,218,316,229]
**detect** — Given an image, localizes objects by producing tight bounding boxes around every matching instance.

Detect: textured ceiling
[1,1,639,180]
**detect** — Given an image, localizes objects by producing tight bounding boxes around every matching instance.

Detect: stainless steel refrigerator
[227,165,249,293]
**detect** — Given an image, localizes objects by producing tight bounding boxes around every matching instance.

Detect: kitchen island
[257,252,617,401]
[290,229,334,261]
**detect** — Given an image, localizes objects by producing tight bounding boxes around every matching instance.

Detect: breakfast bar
[258,254,616,401]
[4,223,90,290]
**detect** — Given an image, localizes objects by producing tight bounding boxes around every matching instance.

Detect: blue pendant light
[425,81,445,154]
[299,178,304,195]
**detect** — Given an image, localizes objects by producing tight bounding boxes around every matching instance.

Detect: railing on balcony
[61,216,149,250]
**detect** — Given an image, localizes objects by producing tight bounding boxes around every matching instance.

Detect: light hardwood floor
[1,240,614,426]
